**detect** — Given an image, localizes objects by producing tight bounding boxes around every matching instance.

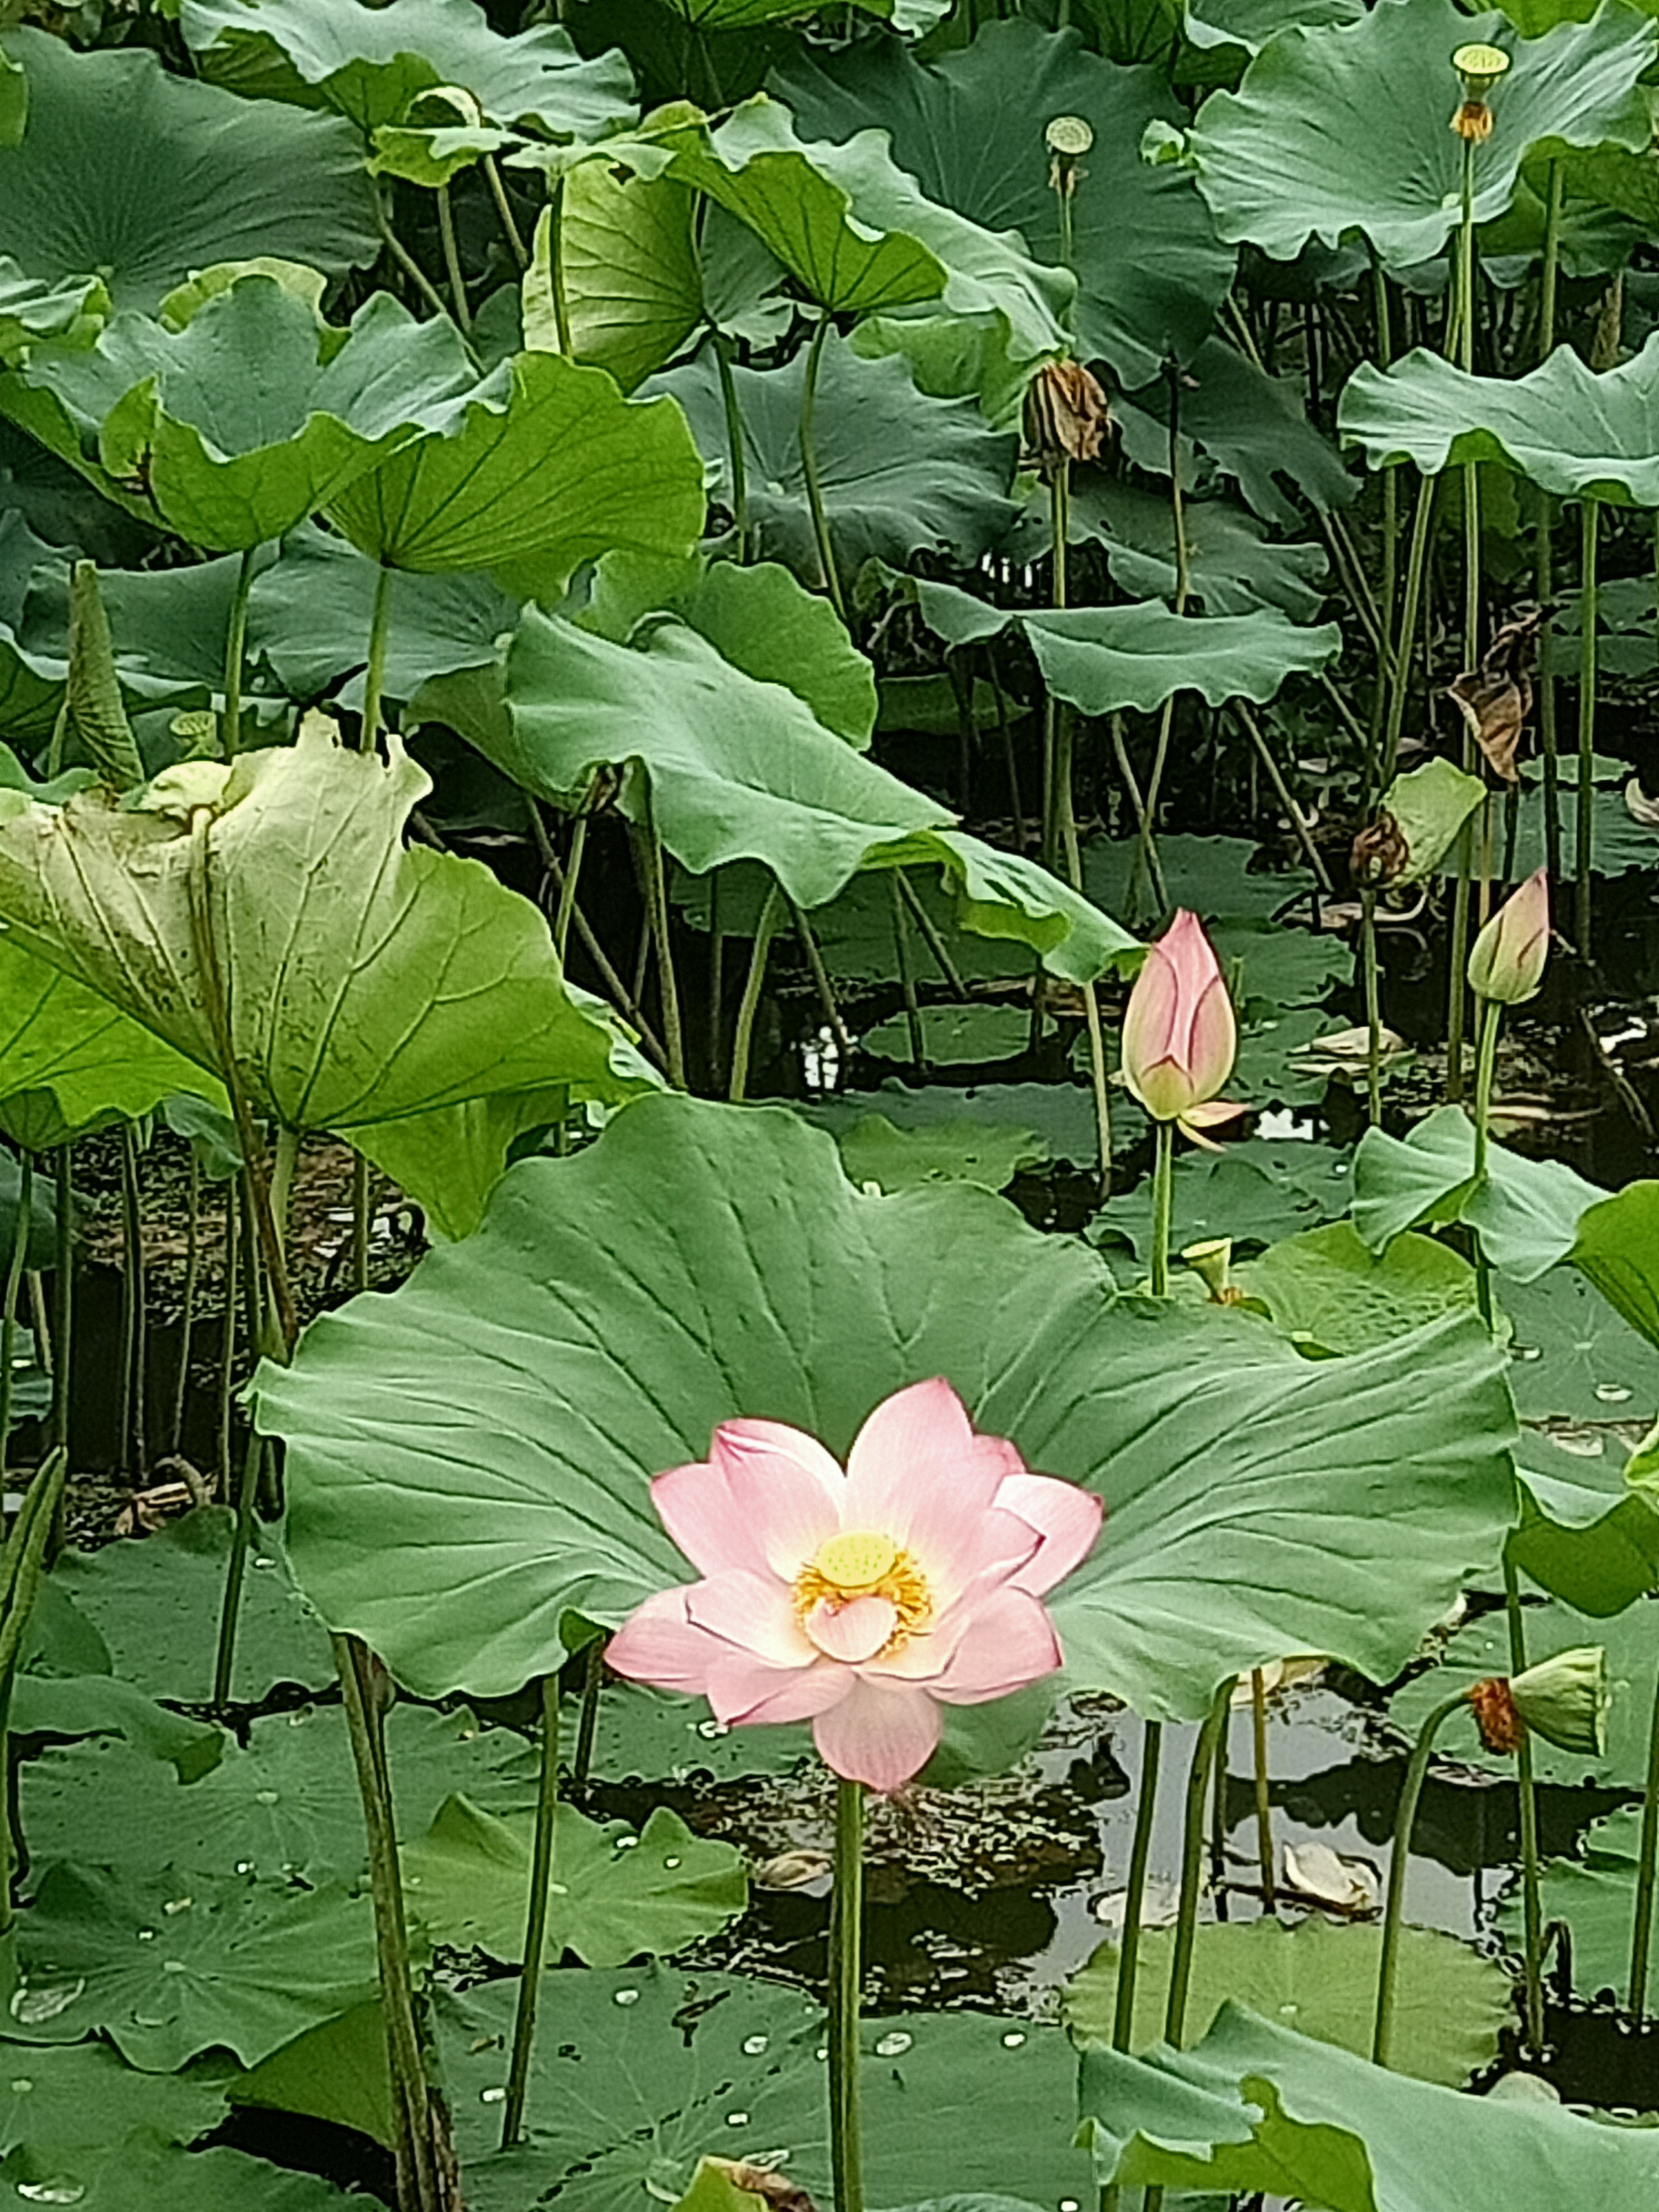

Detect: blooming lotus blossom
[606,1379,1103,1794]
[1467,867,1550,1006]
[1121,909,1244,1142]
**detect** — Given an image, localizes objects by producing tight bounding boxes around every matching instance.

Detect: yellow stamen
[795,1531,933,1657]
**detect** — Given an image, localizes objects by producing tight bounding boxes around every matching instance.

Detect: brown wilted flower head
[1022,359,1111,472]
[706,2162,818,2212]
[1452,99,1494,142]
[1352,812,1409,888]
[1467,1674,1524,1755]
[1448,605,1551,784]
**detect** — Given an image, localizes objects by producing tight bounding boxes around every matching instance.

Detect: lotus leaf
[654,332,1020,576]
[1507,1425,1659,1616]
[4,279,478,552]
[326,348,705,597]
[0,28,377,312]
[1025,478,1329,623]
[0,938,222,1140]
[1186,0,1656,267]
[0,2139,361,2210]
[1498,1804,1653,2003]
[775,22,1235,388]
[1090,1138,1354,1261]
[1503,1262,1659,1420]
[400,1797,747,1964]
[659,96,1070,359]
[1236,1221,1481,1354]
[1119,337,1357,525]
[835,1115,1046,1193]
[1064,1918,1509,2086]
[0,723,648,1237]
[1078,2000,1659,2206]
[181,0,634,142]
[1354,1103,1603,1281]
[528,165,702,393]
[4,1866,380,2072]
[1574,1180,1659,1350]
[259,1093,1512,1716]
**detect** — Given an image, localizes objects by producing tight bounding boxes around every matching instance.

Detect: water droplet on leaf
[874,2032,912,2057]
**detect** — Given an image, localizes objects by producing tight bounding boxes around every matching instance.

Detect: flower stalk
[1504,1552,1547,2058]
[829,1775,865,2212]
[1374,1686,1469,2067]
[502,1674,560,2147]
[1629,1651,1659,2021]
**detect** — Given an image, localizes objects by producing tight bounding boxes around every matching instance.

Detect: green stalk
[170,1150,200,1454]
[1365,259,1399,803]
[1447,133,1481,1104]
[434,180,471,332]
[1250,1670,1275,1908]
[801,311,846,620]
[483,153,529,269]
[1538,158,1564,362]
[1362,884,1384,1125]
[1535,164,1565,881]
[362,564,397,752]
[1504,1551,1547,2058]
[1042,460,1073,877]
[714,334,750,563]
[895,871,968,996]
[0,1447,68,1933]
[1471,998,1502,1333]
[1577,497,1599,951]
[1127,378,1190,915]
[554,815,587,967]
[1112,1719,1162,2051]
[351,1150,371,1296]
[48,1145,71,1459]
[786,890,853,1059]
[545,175,573,358]
[828,1775,865,2212]
[215,1172,239,1495]
[1149,1120,1175,1298]
[1627,1651,1659,2021]
[1164,1686,1233,2041]
[889,873,926,1073]
[118,1124,147,1479]
[502,1674,561,2147]
[220,545,257,759]
[1380,472,1436,791]
[1081,984,1114,1204]
[728,885,783,1103]
[572,1639,603,1790]
[0,1156,31,1483]
[633,821,687,1089]
[335,1631,452,2212]
[1373,1689,1469,2067]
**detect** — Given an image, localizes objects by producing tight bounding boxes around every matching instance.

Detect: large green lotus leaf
[1386,1590,1656,1787]
[531,165,702,394]
[1501,1264,1659,1421]
[910,578,1343,713]
[0,2139,358,2211]
[1574,1181,1659,1350]
[18,1700,534,1886]
[580,550,877,744]
[1235,1221,1480,1355]
[0,29,376,314]
[1035,478,1329,623]
[0,2041,223,2166]
[53,1509,334,1708]
[1078,2000,1659,2208]
[1063,1918,1509,2086]
[1340,336,1659,506]
[0,724,645,1213]
[181,0,634,139]
[246,523,517,711]
[258,1093,1514,1715]
[437,1966,1093,2212]
[400,1798,746,1965]
[833,1113,1046,1194]
[1353,1103,1601,1283]
[4,1866,379,2071]
[1118,337,1356,528]
[654,332,1019,576]
[775,22,1232,388]
[1186,0,1656,267]
[12,1671,226,1776]
[325,349,705,596]
[0,937,222,1139]
[418,607,1134,980]
[661,95,1070,358]
[1498,1804,1651,2004]
[1507,1425,1659,1616]
[4,280,477,553]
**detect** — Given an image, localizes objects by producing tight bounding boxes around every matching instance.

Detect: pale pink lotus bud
[1121,910,1238,1127]
[1467,868,1550,1005]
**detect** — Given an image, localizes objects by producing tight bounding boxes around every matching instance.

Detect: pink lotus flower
[606,1380,1103,1794]
[1467,867,1550,1005]
[1121,909,1244,1142]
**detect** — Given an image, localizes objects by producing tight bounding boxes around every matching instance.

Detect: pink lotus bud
[1121,910,1238,1126]
[1467,868,1550,1005]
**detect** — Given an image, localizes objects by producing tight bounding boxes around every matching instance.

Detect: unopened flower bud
[1510,1646,1608,1756]
[1467,867,1550,1005]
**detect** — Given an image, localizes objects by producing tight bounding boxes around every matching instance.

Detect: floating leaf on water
[1281,1841,1381,1916]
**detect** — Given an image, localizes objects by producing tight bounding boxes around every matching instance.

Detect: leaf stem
[48,1144,71,1460]
[1149,1119,1175,1299]
[221,545,257,759]
[828,1774,865,2212]
[1628,1647,1659,2022]
[632,820,687,1088]
[1504,1551,1547,2058]
[714,334,749,562]
[889,874,926,1072]
[362,564,397,752]
[0,1154,30,1485]
[554,815,586,967]
[1373,1688,1468,2067]
[800,311,846,620]
[894,870,967,997]
[1577,497,1598,951]
[1250,1670,1275,1908]
[483,153,529,269]
[546,175,574,357]
[435,180,471,332]
[118,1123,147,1479]
[1379,471,1436,792]
[572,1639,603,1789]
[1164,1684,1232,2042]
[170,1150,200,1454]
[1362,884,1384,1125]
[1112,1718,1162,2051]
[503,1674,561,2147]
[729,885,783,1102]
